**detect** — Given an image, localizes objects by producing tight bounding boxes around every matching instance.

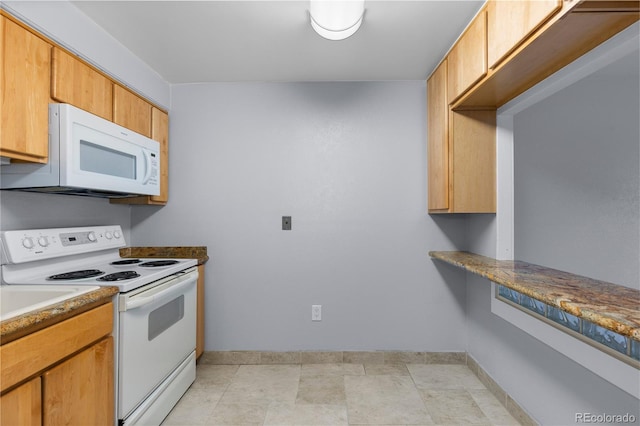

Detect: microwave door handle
[141,149,153,184]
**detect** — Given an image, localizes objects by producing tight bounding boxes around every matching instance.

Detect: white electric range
[1,225,198,426]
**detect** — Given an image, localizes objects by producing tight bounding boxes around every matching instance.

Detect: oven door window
[148,295,184,341]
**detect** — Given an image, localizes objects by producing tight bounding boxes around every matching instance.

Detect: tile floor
[162,363,521,425]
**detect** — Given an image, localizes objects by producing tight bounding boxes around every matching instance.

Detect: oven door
[117,267,197,419]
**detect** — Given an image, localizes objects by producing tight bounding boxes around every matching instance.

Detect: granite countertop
[0,286,118,344]
[429,251,640,341]
[120,246,209,265]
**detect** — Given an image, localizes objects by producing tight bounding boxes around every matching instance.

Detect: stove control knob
[105,231,113,240]
[87,232,97,242]
[22,237,34,249]
[37,236,50,247]
[113,230,122,239]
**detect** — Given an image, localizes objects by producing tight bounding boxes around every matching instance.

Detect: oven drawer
[118,268,197,419]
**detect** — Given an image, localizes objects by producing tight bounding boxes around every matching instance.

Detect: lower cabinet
[0,378,41,426]
[42,337,114,426]
[196,264,205,359]
[0,303,114,426]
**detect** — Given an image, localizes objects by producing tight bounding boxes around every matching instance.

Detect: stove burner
[139,260,180,268]
[97,271,141,281]
[111,259,142,265]
[48,269,105,280]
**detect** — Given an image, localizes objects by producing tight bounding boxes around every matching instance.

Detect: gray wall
[0,191,131,239]
[131,81,469,351]
[514,59,640,289]
[464,52,640,424]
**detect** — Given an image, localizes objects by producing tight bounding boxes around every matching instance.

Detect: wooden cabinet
[427,0,637,213]
[113,85,152,138]
[447,110,496,213]
[447,10,487,104]
[43,337,113,426]
[1,378,41,426]
[452,1,638,108]
[427,60,449,211]
[487,0,562,70]
[428,59,496,214]
[1,16,51,163]
[196,264,205,359]
[0,303,114,425]
[51,47,113,121]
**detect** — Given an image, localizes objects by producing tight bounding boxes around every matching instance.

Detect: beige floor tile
[364,363,410,376]
[469,389,521,426]
[207,401,269,425]
[161,388,224,425]
[420,389,492,425]
[301,363,365,376]
[220,364,300,405]
[191,364,239,391]
[345,375,434,425]
[296,375,346,405]
[263,402,348,425]
[407,364,485,390]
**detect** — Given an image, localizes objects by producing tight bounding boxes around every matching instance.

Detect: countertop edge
[0,286,118,344]
[429,251,640,341]
[120,246,209,265]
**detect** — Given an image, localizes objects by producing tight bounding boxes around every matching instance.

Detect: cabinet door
[1,16,50,163]
[51,47,113,121]
[0,377,41,426]
[447,10,487,104]
[450,110,496,213]
[487,0,562,70]
[151,107,169,204]
[427,60,449,212]
[42,337,114,426]
[113,85,152,137]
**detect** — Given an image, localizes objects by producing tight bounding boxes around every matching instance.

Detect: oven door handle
[121,269,197,311]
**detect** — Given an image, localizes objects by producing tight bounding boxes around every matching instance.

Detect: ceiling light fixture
[310,0,365,41]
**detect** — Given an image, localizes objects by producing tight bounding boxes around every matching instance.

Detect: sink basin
[0,285,99,321]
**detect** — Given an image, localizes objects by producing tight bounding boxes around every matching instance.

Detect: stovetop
[1,226,197,292]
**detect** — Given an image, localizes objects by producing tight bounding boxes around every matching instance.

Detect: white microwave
[1,103,160,198]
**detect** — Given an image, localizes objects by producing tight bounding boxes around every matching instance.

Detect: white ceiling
[71,1,484,84]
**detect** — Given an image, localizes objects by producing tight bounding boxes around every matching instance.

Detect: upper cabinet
[451,0,639,108]
[486,0,562,70]
[428,59,496,214]
[447,10,487,105]
[426,0,638,214]
[113,85,152,138]
[1,16,51,163]
[151,108,169,204]
[427,60,449,211]
[51,47,113,121]
[2,11,171,205]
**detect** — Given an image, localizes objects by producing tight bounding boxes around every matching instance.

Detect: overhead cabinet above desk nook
[426,0,639,214]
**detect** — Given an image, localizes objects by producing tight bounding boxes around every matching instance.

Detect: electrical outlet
[312,305,322,321]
